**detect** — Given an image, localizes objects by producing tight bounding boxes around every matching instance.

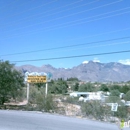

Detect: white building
[125,101,130,106]
[70,91,103,102]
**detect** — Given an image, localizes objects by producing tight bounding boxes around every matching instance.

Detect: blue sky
[0,0,130,68]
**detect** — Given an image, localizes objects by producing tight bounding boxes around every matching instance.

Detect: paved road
[0,110,126,130]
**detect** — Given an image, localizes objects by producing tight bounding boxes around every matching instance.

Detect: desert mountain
[15,61,130,82]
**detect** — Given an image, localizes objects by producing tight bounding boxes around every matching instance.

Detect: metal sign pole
[27,83,30,103]
[113,111,115,122]
[45,82,48,97]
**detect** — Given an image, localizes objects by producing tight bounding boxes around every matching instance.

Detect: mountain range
[15,61,130,82]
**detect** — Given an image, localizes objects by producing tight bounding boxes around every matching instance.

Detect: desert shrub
[28,86,56,112]
[81,101,111,121]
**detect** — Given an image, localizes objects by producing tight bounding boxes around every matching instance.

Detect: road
[0,110,127,130]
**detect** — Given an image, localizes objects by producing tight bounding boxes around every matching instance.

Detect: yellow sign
[27,76,47,83]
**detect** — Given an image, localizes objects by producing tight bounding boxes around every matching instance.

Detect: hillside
[16,61,130,82]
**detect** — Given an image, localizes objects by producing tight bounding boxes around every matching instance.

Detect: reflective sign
[27,76,47,83]
[111,103,118,111]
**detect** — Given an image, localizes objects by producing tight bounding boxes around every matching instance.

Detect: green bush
[0,60,25,105]
[78,83,95,92]
[36,94,56,112]
[81,101,111,120]
[49,79,68,94]
[28,86,56,112]
[71,83,79,91]
[106,96,124,106]
[124,90,130,101]
[120,85,130,94]
[114,106,128,119]
[110,90,120,97]
[100,84,109,92]
[64,96,79,105]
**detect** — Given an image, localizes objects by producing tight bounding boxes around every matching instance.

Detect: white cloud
[82,58,100,64]
[118,59,130,65]
[93,58,100,63]
[82,60,89,64]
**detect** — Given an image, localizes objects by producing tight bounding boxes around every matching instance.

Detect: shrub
[124,90,130,101]
[28,86,57,112]
[81,101,111,120]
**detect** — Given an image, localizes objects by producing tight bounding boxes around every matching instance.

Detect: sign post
[25,72,52,102]
[45,82,48,97]
[111,103,118,122]
[27,83,30,103]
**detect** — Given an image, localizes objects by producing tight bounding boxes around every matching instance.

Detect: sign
[47,72,53,82]
[27,75,47,83]
[25,72,52,83]
[111,103,118,112]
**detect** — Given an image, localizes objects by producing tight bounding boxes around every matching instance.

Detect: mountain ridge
[15,61,130,82]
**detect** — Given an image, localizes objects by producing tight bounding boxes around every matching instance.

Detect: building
[70,91,103,102]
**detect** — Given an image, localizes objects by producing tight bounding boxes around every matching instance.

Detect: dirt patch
[57,102,81,116]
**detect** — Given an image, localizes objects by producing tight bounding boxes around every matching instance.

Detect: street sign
[47,72,53,82]
[25,72,48,103]
[25,72,52,83]
[111,103,118,112]
[27,75,47,83]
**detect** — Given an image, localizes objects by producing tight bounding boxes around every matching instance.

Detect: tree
[0,60,24,105]
[100,84,109,92]
[67,77,79,81]
[49,79,68,94]
[78,83,95,92]
[124,90,130,101]
[110,89,120,97]
[71,82,79,91]
[106,96,124,106]
[110,85,121,91]
[120,85,130,94]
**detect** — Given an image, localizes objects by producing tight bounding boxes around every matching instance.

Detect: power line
[1,36,130,57]
[2,0,122,32]
[0,0,58,20]
[14,7,130,35]
[57,41,130,53]
[0,0,36,11]
[36,7,130,30]
[3,9,130,38]
[1,0,83,24]
[0,0,19,10]
[45,10,130,32]
[31,0,100,18]
[2,0,99,26]
[11,50,130,63]
[2,22,130,42]
[34,41,130,55]
[66,27,130,42]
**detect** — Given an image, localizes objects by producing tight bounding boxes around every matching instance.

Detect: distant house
[125,101,130,106]
[70,92,90,97]
[119,93,125,99]
[70,91,103,102]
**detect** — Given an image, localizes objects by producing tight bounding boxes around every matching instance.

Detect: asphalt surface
[0,110,127,130]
